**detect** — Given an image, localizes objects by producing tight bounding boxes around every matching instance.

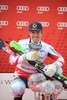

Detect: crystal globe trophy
[52,80,63,100]
[28,73,46,100]
[40,80,55,100]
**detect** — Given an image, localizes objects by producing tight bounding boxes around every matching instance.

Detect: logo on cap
[32,24,37,28]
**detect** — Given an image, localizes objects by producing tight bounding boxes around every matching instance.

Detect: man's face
[29,30,42,43]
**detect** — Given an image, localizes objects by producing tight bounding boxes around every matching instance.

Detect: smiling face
[29,30,42,44]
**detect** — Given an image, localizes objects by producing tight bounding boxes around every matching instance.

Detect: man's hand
[43,61,63,77]
[18,51,40,63]
[26,51,39,60]
[43,64,57,77]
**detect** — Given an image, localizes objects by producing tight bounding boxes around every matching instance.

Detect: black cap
[29,22,42,31]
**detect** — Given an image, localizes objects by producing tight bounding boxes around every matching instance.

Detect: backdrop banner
[0,0,67,77]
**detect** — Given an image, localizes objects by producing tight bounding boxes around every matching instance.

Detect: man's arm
[43,46,65,77]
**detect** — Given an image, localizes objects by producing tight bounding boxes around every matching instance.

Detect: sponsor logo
[0,74,12,85]
[0,5,8,12]
[57,22,67,30]
[16,21,29,28]
[32,23,37,28]
[0,79,12,85]
[37,6,50,14]
[57,7,67,14]
[16,6,29,13]
[40,22,49,27]
[0,20,8,28]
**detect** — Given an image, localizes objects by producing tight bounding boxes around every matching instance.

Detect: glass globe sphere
[53,80,63,95]
[28,73,46,92]
[41,80,55,95]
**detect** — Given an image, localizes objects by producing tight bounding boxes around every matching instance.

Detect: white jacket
[9,38,64,77]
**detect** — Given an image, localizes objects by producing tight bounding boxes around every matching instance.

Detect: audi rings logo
[0,20,8,28]
[40,22,49,27]
[16,21,29,29]
[16,6,29,13]
[37,6,50,14]
[57,22,67,30]
[57,7,67,14]
[0,5,8,12]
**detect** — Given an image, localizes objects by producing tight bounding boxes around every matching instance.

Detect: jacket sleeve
[48,46,65,65]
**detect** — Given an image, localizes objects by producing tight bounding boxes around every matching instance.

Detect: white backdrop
[0,73,67,100]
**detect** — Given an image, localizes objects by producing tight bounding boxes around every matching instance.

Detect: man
[9,22,64,100]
